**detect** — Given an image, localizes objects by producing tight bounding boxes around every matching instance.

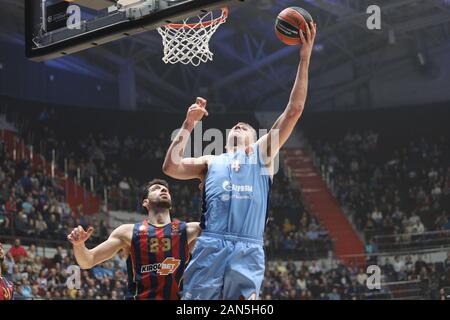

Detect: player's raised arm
[257,22,316,164]
[67,224,132,270]
[163,97,211,181]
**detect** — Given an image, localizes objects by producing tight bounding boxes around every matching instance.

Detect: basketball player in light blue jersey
[163,21,317,300]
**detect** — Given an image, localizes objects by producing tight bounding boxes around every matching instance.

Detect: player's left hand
[186,97,208,125]
[67,225,94,246]
[300,21,316,59]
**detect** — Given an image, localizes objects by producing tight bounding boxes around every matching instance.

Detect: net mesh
[157,8,228,66]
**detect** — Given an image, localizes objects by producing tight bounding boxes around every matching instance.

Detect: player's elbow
[162,161,174,177]
[76,259,93,270]
[78,262,92,270]
[163,162,182,179]
[287,103,304,118]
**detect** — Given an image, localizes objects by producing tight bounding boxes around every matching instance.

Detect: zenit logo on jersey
[141,257,181,276]
[222,180,253,192]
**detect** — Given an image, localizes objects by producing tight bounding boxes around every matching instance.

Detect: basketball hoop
[157,7,228,66]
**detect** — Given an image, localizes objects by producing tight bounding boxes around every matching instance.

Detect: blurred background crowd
[0,103,449,300]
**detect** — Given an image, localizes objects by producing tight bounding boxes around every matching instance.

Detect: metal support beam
[91,45,190,103]
[118,63,137,110]
[213,45,298,90]
[311,42,450,107]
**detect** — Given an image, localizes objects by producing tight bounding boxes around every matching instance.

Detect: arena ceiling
[0,0,450,111]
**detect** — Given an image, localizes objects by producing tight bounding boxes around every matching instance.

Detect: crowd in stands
[2,238,449,300]
[1,106,332,261]
[0,136,331,260]
[0,145,71,240]
[311,131,450,245]
[1,239,128,300]
[262,252,450,300]
[0,145,109,245]
[35,121,167,213]
[264,172,332,259]
[1,102,449,300]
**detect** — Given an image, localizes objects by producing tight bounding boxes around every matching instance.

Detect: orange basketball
[275,7,313,46]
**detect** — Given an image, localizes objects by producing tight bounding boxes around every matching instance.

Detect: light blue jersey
[201,143,271,239]
[183,143,272,300]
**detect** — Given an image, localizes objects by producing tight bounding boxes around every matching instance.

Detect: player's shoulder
[112,223,135,237]
[185,221,199,226]
[201,154,216,165]
[171,219,189,228]
[185,222,201,232]
[116,223,136,230]
[204,153,227,168]
[110,224,136,247]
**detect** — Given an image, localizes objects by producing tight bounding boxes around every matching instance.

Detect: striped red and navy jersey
[126,219,190,300]
[0,276,14,300]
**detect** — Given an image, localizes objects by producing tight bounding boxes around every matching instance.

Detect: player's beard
[149,197,172,210]
[0,256,4,264]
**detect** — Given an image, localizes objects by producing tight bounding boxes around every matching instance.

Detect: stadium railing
[359,279,425,300]
[0,234,101,258]
[373,230,450,253]
[265,238,334,261]
[340,247,450,269]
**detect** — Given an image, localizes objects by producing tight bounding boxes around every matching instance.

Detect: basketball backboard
[25,0,244,61]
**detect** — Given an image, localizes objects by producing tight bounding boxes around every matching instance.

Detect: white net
[157,8,228,66]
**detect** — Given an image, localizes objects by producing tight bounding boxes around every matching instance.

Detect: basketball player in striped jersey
[0,242,14,300]
[67,179,201,300]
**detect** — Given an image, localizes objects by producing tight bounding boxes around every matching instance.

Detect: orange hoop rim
[165,7,229,29]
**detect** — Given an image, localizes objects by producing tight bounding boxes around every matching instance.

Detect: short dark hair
[142,179,170,201]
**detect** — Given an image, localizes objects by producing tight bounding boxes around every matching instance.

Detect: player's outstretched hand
[67,225,94,246]
[300,21,317,59]
[186,97,208,125]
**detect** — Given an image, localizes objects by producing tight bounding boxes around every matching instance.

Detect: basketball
[275,7,313,46]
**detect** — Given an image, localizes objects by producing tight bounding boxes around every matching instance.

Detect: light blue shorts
[182,232,265,300]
